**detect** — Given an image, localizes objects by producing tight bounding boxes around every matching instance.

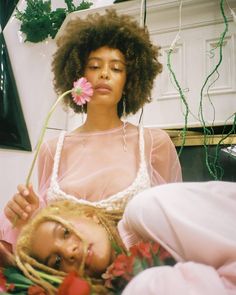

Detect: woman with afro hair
[1,9,182,254]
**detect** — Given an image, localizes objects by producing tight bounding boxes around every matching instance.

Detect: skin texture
[85,47,126,107]
[30,215,112,276]
[81,46,127,131]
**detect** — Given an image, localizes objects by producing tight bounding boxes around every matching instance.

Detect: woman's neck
[79,108,123,132]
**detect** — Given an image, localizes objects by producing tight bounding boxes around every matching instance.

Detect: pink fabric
[0,123,181,247]
[118,181,236,295]
[38,123,181,202]
[122,262,236,295]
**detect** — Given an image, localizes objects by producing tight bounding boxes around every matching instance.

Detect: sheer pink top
[38,123,182,210]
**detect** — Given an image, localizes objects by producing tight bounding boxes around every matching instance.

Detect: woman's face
[84,46,126,109]
[30,215,112,276]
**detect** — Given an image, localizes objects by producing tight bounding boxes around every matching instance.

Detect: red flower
[0,271,15,292]
[110,254,134,278]
[0,271,7,292]
[28,285,47,295]
[102,254,135,289]
[151,242,160,255]
[130,242,152,258]
[58,272,91,295]
[103,241,175,293]
[130,242,156,266]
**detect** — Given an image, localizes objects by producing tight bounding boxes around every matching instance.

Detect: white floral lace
[47,126,151,211]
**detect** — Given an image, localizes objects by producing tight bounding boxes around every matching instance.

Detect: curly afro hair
[52,9,162,117]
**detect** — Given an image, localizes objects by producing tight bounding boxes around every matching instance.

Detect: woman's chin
[85,256,111,277]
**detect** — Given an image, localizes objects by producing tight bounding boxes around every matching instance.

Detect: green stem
[7,283,31,288]
[26,90,72,186]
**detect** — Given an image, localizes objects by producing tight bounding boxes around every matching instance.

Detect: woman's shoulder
[39,133,63,155]
[143,126,172,143]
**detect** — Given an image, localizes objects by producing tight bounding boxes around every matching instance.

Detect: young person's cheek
[62,263,79,274]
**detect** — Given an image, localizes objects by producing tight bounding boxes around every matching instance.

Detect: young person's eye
[63,228,70,238]
[54,255,61,270]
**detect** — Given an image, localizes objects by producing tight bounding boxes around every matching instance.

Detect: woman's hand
[4,184,39,228]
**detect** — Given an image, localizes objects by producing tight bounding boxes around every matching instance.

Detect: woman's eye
[88,65,99,70]
[54,255,61,270]
[113,67,122,72]
[64,228,70,238]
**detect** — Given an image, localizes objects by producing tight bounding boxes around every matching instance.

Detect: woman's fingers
[4,184,39,226]
[26,184,39,209]
[4,193,30,221]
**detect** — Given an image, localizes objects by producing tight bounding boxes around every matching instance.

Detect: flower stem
[26,90,72,186]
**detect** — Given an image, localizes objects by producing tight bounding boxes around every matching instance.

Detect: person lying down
[13,181,236,294]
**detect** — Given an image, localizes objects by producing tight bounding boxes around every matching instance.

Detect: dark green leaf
[132,259,144,276]
[3,267,33,286]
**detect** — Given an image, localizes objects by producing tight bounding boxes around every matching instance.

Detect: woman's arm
[2,139,55,229]
[146,128,182,185]
[118,181,236,265]
[119,181,236,295]
[122,261,236,295]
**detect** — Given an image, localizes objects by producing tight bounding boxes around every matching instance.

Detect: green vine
[15,0,93,43]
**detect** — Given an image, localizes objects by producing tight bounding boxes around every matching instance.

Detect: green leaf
[15,0,93,43]
[111,241,123,255]
[152,252,163,266]
[3,267,33,286]
[75,1,93,11]
[132,259,144,276]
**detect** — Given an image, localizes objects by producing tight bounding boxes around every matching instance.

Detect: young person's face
[30,215,112,276]
[84,46,126,108]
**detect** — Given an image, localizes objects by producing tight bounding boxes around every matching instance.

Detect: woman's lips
[94,83,112,93]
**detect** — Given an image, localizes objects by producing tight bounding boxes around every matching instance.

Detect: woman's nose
[60,243,79,262]
[100,67,109,79]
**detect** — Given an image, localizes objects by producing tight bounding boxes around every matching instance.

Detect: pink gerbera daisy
[71,77,93,106]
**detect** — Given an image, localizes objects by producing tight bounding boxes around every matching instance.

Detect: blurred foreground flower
[103,241,176,293]
[58,271,91,295]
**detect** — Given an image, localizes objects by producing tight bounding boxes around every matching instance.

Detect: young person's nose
[58,241,80,263]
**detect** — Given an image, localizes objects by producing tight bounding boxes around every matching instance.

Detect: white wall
[0,0,236,211]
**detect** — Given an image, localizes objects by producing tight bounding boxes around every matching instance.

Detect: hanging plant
[15,0,93,43]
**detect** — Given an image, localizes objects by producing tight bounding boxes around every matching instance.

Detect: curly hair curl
[52,9,162,117]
